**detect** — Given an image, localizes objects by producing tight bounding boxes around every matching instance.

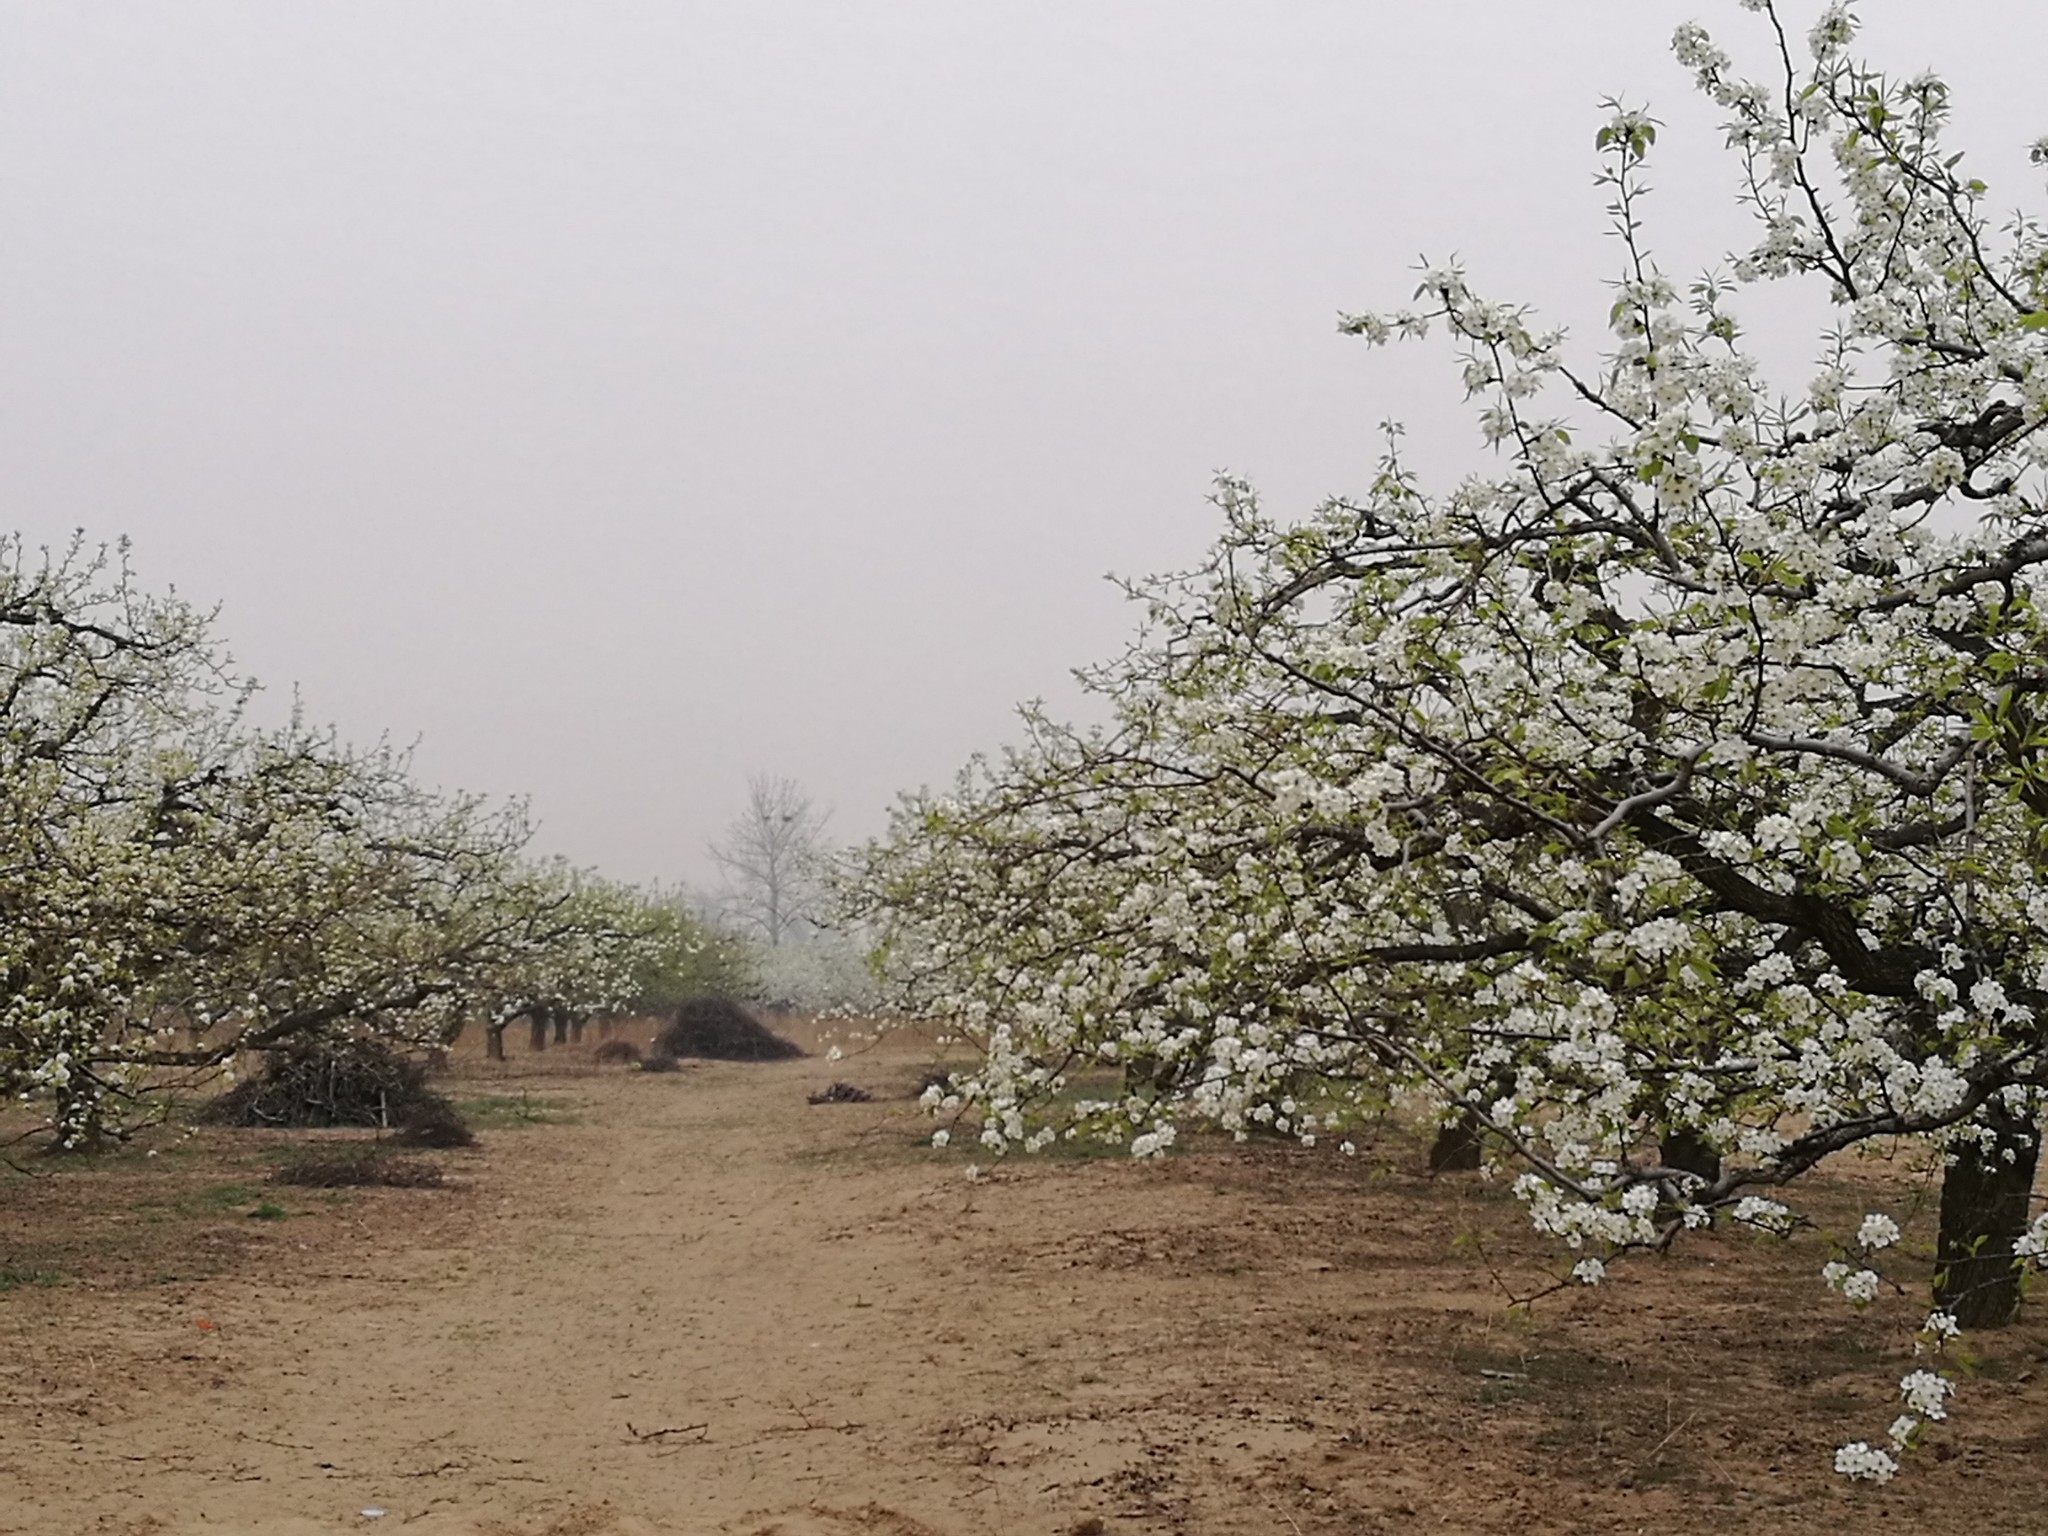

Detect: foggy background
[1,2,2039,886]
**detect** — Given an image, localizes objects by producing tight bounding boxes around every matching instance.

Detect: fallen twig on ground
[626,1421,709,1443]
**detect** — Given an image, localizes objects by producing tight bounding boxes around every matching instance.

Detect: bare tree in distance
[707,773,828,948]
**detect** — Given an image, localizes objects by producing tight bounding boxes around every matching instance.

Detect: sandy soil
[4,1021,2047,1536]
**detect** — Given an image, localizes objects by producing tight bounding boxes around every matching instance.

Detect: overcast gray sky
[2,2,2040,887]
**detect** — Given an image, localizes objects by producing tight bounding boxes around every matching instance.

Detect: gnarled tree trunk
[1935,1108,2042,1329]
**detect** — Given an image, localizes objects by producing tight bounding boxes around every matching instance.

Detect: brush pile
[654,997,804,1062]
[202,1033,470,1142]
[807,1081,873,1104]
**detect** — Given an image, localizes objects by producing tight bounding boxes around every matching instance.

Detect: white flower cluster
[2014,1212,2048,1264]
[1833,1442,1899,1483]
[1900,1370,1955,1421]
[1920,1311,1961,1346]
[1730,1198,1795,1236]
[1822,1262,1882,1305]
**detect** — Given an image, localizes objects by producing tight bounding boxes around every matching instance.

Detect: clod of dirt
[201,1034,470,1136]
[639,1052,683,1073]
[654,997,805,1062]
[807,1081,873,1105]
[1067,1520,1108,1536]
[593,1039,644,1067]
[270,1146,445,1188]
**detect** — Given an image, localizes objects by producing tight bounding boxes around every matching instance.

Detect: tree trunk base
[1936,1109,2042,1330]
[1429,1112,1484,1172]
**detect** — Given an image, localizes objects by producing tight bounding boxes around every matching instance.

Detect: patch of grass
[1454,1342,1629,1399]
[247,1201,288,1221]
[0,1266,63,1292]
[454,1092,577,1128]
[185,1182,264,1214]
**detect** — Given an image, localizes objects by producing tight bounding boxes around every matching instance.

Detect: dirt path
[6,1032,2048,1535]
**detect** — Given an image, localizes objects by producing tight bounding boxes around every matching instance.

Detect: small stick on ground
[625,1421,709,1444]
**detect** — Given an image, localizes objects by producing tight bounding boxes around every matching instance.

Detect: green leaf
[2018,312,2048,331]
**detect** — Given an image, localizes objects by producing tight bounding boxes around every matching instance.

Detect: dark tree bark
[485,1022,507,1062]
[1429,1110,1484,1172]
[1659,1129,1722,1187]
[1936,1109,2042,1329]
[528,1010,549,1052]
[1121,1052,1177,1097]
[550,1005,570,1046]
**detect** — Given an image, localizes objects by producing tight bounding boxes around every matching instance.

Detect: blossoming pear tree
[0,535,709,1147]
[0,532,238,1144]
[854,0,2048,1480]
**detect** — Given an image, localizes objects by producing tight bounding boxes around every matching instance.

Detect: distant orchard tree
[708,773,828,948]
[745,930,886,1016]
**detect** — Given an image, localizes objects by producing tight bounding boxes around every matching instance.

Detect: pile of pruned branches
[202,1034,468,1143]
[655,997,804,1062]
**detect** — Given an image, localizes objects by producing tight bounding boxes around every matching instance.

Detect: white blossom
[1900,1370,1954,1421]
[1834,1442,1899,1482]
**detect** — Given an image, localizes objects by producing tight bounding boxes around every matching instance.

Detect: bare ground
[4,1021,2047,1536]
